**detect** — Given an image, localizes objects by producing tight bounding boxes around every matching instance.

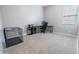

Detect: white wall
[1,5,44,34]
[76,6,79,53]
[1,5,44,35]
[44,5,78,36]
[0,8,3,54]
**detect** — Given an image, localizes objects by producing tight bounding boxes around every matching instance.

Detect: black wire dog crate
[4,27,23,48]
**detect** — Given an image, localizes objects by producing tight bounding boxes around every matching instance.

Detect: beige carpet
[3,34,48,54]
[3,33,76,54]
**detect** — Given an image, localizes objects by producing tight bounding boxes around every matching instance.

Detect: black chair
[41,21,48,33]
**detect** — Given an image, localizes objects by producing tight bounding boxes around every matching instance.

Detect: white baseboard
[53,32,77,38]
[23,32,77,38]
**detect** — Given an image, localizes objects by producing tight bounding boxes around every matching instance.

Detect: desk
[27,26,53,35]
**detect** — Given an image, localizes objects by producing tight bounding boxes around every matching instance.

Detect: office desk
[27,26,53,35]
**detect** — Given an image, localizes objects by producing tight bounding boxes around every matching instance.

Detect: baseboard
[53,32,77,38]
[23,32,77,38]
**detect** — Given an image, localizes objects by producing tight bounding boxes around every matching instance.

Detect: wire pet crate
[4,27,23,48]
